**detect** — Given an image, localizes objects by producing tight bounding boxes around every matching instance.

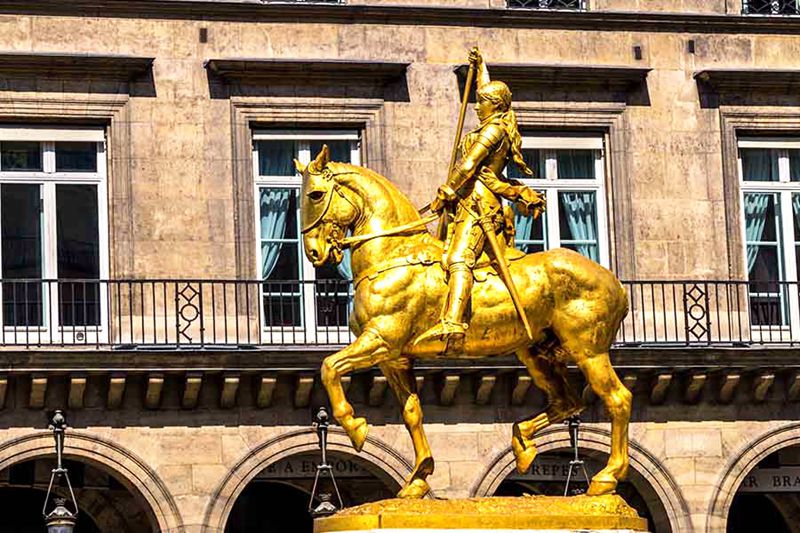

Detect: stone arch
[472,425,692,533]
[707,422,800,533]
[202,427,414,532]
[0,431,183,533]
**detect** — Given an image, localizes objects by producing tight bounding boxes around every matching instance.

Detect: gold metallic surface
[298,47,632,502]
[314,495,648,532]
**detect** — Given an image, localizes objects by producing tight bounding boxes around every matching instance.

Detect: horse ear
[293,158,306,174]
[310,144,331,172]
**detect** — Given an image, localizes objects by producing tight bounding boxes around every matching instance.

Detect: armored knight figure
[416,47,546,344]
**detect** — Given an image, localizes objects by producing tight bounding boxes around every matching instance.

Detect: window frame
[0,127,109,344]
[738,137,800,333]
[252,128,360,341]
[512,133,610,268]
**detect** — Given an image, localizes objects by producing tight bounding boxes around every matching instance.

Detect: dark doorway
[225,451,399,533]
[727,445,800,533]
[0,457,157,532]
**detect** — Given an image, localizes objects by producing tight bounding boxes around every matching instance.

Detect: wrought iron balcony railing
[506,0,586,10]
[0,278,797,349]
[742,0,800,15]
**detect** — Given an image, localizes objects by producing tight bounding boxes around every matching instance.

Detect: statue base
[314,495,649,532]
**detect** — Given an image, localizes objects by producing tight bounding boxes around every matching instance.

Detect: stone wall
[0,12,794,280]
[1,416,798,532]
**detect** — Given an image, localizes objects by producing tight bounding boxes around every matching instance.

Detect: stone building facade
[0,0,799,531]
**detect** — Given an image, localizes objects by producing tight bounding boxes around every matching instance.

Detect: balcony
[0,279,796,350]
[506,0,586,10]
[742,0,800,15]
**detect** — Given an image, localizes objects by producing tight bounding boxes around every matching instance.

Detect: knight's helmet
[299,145,336,234]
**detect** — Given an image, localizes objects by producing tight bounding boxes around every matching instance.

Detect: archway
[707,423,800,533]
[0,431,183,532]
[0,456,153,532]
[203,428,412,532]
[473,425,691,533]
[724,445,800,533]
[224,450,400,533]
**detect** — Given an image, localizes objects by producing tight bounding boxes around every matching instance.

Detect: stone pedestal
[314,495,649,532]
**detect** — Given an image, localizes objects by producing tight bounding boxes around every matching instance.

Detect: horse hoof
[398,478,430,499]
[346,417,368,452]
[512,437,537,474]
[587,476,617,496]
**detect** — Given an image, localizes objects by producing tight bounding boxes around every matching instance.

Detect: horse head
[295,145,361,268]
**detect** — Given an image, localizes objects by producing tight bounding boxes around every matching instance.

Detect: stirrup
[413,319,468,345]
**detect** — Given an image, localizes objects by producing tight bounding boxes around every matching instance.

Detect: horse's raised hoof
[345,417,368,452]
[398,478,430,499]
[512,435,537,474]
[587,474,618,496]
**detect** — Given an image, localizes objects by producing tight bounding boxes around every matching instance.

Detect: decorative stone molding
[2,1,800,34]
[206,59,408,86]
[0,431,183,532]
[472,425,692,533]
[201,427,414,532]
[718,110,800,279]
[455,64,650,94]
[707,422,800,533]
[511,103,636,278]
[229,97,385,279]
[0,95,134,277]
[0,53,153,82]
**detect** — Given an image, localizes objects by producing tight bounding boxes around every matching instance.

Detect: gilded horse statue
[296,146,632,500]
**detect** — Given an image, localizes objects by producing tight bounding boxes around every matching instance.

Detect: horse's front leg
[321,327,393,452]
[380,360,434,499]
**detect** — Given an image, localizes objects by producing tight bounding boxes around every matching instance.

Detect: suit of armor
[416,55,544,344]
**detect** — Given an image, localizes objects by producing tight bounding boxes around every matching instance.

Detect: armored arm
[471,47,491,90]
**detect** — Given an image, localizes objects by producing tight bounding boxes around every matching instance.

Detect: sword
[473,201,535,341]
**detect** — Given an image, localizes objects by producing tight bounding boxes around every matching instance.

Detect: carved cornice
[695,68,800,92]
[0,52,153,81]
[205,58,409,85]
[455,63,650,92]
[0,1,799,34]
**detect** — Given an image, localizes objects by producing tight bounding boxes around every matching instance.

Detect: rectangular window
[742,0,800,15]
[253,130,359,336]
[0,126,108,342]
[507,0,586,9]
[509,133,609,267]
[739,137,800,329]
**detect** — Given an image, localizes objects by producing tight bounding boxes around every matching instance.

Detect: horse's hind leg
[512,345,583,474]
[380,360,434,499]
[576,351,631,496]
[321,328,392,452]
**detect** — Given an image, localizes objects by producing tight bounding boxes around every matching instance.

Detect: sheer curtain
[557,150,595,179]
[744,194,770,274]
[260,189,291,279]
[561,192,598,261]
[514,206,535,244]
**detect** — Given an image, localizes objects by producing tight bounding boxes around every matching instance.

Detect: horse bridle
[301,168,438,252]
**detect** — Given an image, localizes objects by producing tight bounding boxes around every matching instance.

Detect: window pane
[747,245,785,326]
[744,193,779,246]
[310,140,353,164]
[315,262,350,328]
[556,149,596,179]
[55,142,97,172]
[512,200,546,254]
[558,191,599,261]
[257,140,299,176]
[747,245,781,282]
[508,149,544,180]
[0,141,42,172]
[790,150,800,182]
[1,184,43,326]
[57,184,100,326]
[260,187,297,244]
[262,284,302,328]
[741,148,779,182]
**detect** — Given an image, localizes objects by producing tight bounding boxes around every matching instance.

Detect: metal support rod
[308,407,344,517]
[563,416,591,496]
[43,410,79,528]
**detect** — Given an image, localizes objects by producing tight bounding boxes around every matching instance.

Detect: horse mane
[327,161,424,227]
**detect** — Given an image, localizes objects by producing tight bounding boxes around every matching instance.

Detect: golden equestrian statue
[296,47,632,502]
